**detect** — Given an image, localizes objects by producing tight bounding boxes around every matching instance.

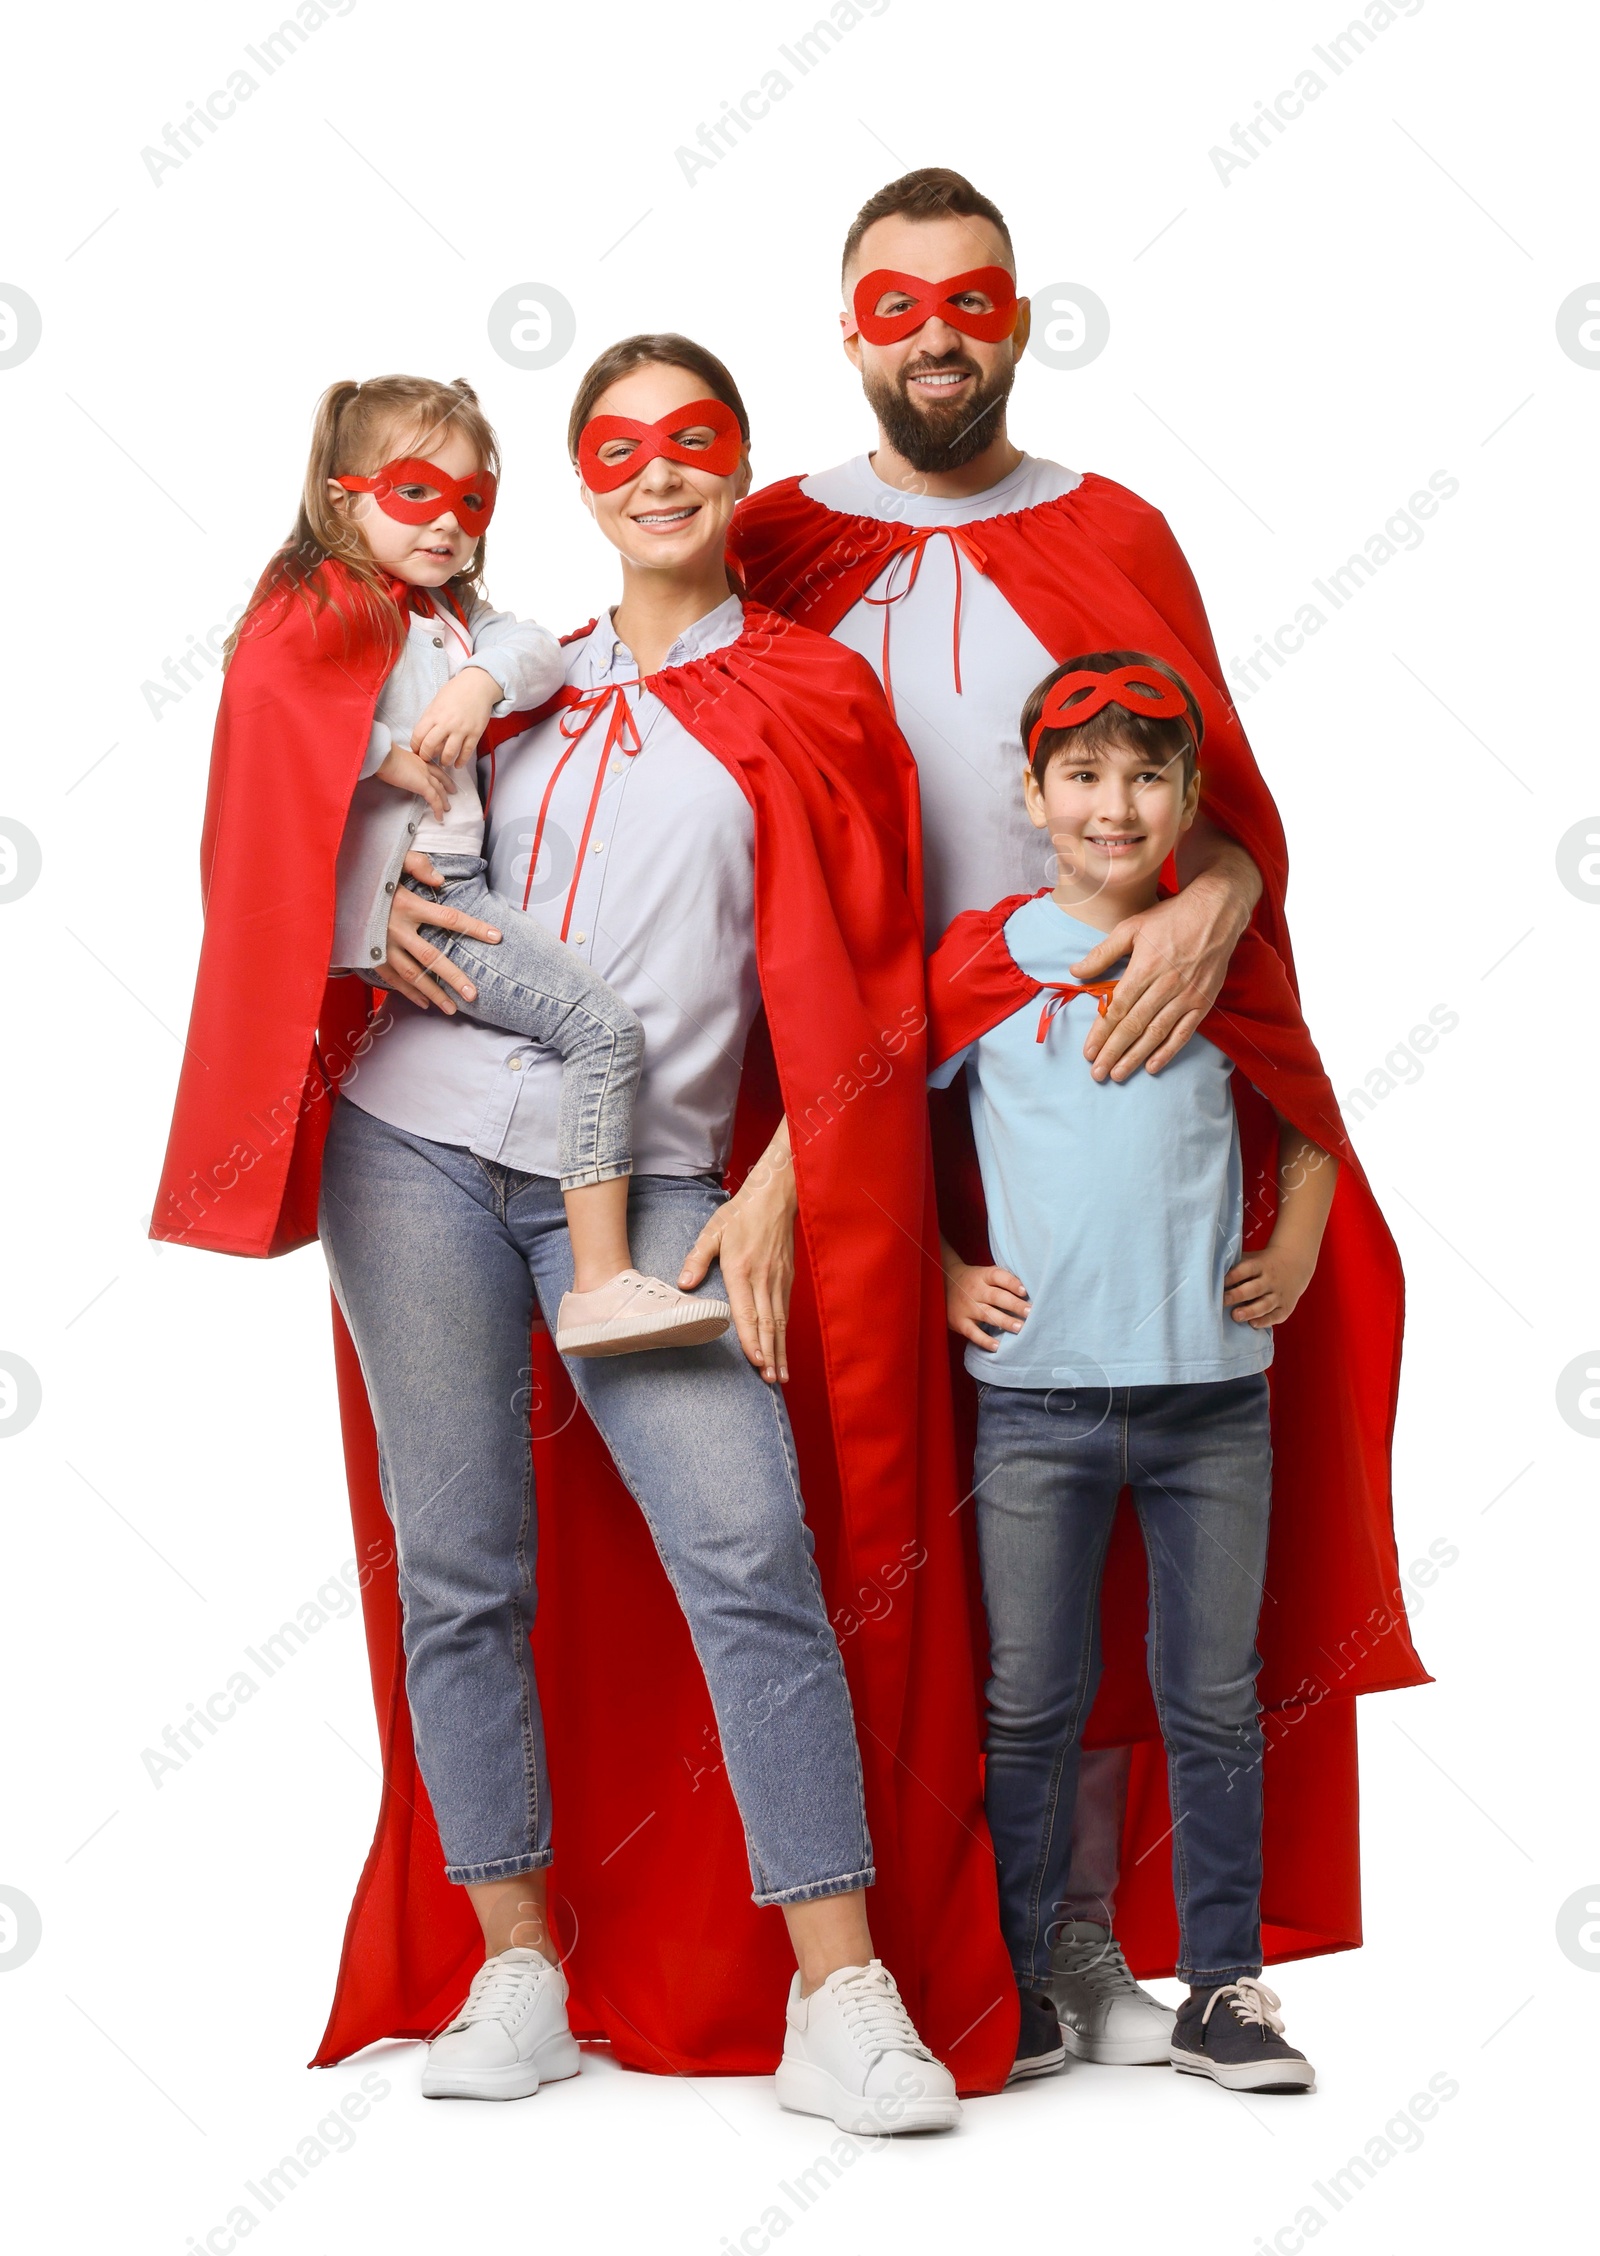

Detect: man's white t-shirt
[799,453,1082,939]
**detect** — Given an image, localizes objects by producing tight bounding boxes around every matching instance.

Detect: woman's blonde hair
[225,374,500,664]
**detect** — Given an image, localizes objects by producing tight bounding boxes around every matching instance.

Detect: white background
[1,0,1594,2249]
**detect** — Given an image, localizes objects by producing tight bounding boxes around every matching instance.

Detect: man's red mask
[1027,666,1197,760]
[848,267,1019,346]
[335,458,498,533]
[577,399,744,493]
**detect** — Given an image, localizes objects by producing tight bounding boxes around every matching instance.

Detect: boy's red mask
[577,399,744,493]
[1027,666,1195,759]
[335,458,498,533]
[848,268,1019,345]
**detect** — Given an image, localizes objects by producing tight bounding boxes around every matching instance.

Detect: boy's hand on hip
[1071,867,1249,1082]
[412,665,500,767]
[941,1242,1030,1351]
[1224,1240,1316,1328]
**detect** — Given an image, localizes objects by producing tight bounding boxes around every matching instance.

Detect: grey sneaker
[1048,1920,1176,2065]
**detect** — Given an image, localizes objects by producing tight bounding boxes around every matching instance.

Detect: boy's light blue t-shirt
[930,895,1274,1392]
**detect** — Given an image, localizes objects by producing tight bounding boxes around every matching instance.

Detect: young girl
[246,374,729,1356]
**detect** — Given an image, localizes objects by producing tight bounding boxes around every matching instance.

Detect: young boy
[929,652,1337,2092]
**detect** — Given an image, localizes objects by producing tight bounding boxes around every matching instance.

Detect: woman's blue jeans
[973,1375,1272,1989]
[319,1099,873,1903]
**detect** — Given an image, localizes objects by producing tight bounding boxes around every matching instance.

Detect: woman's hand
[678,1123,798,1383]
[412,665,501,767]
[375,851,501,1013]
[941,1237,1030,1351]
[375,741,451,820]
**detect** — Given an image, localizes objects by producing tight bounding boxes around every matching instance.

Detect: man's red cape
[152,579,1018,2091]
[732,476,1430,1972]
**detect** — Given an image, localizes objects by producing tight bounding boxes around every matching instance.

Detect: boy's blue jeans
[973,1374,1272,1990]
[389,852,644,1193]
[319,1100,874,1902]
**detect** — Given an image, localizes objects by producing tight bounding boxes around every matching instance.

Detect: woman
[156,336,1016,2120]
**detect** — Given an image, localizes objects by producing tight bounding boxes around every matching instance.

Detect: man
[730,168,1410,2079]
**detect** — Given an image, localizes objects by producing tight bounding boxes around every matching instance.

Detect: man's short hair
[841,168,1015,283]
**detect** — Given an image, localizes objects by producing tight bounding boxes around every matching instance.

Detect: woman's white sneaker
[774,1960,961,2135]
[420,1946,581,2100]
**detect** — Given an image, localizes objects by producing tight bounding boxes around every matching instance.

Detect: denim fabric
[318,1099,874,1901]
[392,854,644,1192]
[974,1375,1272,1987]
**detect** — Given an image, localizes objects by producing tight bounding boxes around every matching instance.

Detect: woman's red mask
[576,398,744,493]
[335,458,498,533]
[848,267,1019,346]
[1027,666,1196,759]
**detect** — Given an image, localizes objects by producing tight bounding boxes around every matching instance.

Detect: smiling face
[328,420,486,587]
[576,360,750,574]
[842,211,1029,475]
[1025,732,1201,917]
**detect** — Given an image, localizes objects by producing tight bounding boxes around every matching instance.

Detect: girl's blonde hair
[225,374,500,665]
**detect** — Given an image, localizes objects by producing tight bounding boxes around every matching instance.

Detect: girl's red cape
[152,582,1019,2089]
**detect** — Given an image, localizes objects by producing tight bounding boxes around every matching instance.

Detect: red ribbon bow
[576,399,743,494]
[864,523,990,716]
[849,267,1019,345]
[1035,980,1118,1042]
[519,681,644,934]
[337,456,497,532]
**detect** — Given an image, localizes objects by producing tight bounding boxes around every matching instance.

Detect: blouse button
[573,931,587,944]
[432,636,444,648]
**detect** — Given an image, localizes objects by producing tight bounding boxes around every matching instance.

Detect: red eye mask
[335,457,498,533]
[849,267,1019,345]
[576,398,744,493]
[1027,666,1196,759]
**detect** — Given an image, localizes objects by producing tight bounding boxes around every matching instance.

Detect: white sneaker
[419,1946,581,2100]
[1048,1921,1176,2065]
[555,1269,731,1358]
[774,1961,961,2135]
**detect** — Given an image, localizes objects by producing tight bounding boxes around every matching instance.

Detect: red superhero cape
[153,586,1018,2091]
[728,471,1293,965]
[928,895,1428,1971]
[732,475,1430,1972]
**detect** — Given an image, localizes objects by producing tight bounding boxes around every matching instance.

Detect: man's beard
[864,348,1016,474]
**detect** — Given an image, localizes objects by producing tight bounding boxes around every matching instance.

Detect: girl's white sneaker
[420,1946,581,2100]
[774,1960,961,2135]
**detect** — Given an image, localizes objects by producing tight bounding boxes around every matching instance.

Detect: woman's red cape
[151,576,1019,2090]
[731,476,1431,1974]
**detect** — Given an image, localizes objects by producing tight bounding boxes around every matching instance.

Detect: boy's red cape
[151,566,1019,2090]
[734,474,1430,1973]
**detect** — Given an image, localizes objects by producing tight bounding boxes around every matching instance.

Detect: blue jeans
[974,1376,1272,1988]
[388,853,643,1191]
[318,1099,873,1902]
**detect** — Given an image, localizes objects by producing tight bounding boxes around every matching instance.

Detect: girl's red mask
[576,398,743,493]
[848,267,1019,345]
[335,457,498,533]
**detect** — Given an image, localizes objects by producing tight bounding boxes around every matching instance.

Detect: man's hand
[678,1124,797,1383]
[1071,844,1257,1082]
[375,741,452,820]
[941,1237,1030,1352]
[412,665,500,767]
[376,850,501,1013]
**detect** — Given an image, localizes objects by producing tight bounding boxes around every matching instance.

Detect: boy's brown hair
[1021,651,1203,789]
